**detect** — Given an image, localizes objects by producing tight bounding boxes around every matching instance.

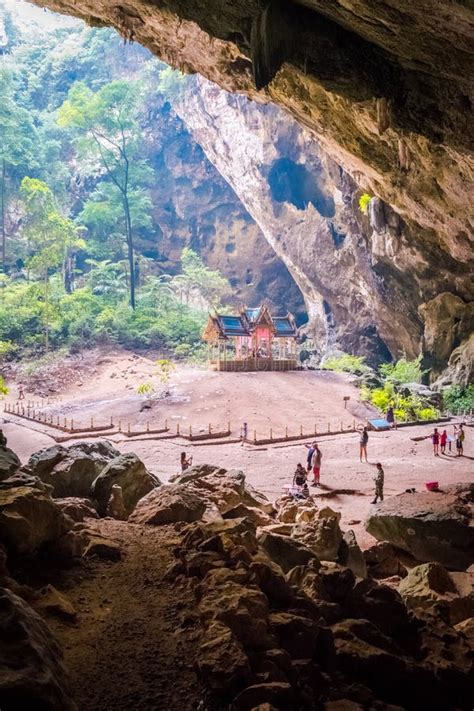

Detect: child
[440,429,448,454]
[180,452,193,472]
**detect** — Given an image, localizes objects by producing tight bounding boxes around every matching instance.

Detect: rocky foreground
[0,440,473,710]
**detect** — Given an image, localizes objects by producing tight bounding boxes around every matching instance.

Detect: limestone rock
[338,530,367,579]
[0,486,66,555]
[455,617,474,649]
[398,562,474,625]
[0,587,76,709]
[82,535,121,561]
[91,452,160,517]
[365,483,474,570]
[55,497,98,522]
[0,446,21,481]
[224,504,274,528]
[129,485,206,525]
[197,620,251,693]
[292,508,343,562]
[34,585,77,622]
[25,441,120,498]
[232,682,296,711]
[268,612,320,658]
[363,542,410,579]
[258,531,317,574]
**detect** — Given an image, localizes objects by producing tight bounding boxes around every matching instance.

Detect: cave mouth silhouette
[268,157,335,217]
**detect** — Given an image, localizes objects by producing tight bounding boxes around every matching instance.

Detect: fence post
[254,430,257,443]
[165,419,168,430]
[118,420,122,432]
[270,428,273,441]
[285,426,288,439]
[127,423,131,434]
[71,419,74,431]
[91,417,94,429]
[111,416,114,426]
[328,422,330,433]
[177,423,180,436]
[147,421,150,433]
[300,425,303,436]
[340,421,343,432]
[189,425,192,438]
[209,424,212,434]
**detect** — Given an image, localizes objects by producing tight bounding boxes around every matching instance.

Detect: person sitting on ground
[455,424,465,457]
[310,444,322,487]
[440,429,448,455]
[371,462,384,504]
[293,463,307,487]
[180,451,193,472]
[386,406,396,429]
[430,427,440,456]
[360,426,369,463]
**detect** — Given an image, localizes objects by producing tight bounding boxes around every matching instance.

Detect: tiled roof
[217,315,250,336]
[273,316,297,336]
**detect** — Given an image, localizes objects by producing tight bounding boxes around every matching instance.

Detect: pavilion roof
[273,314,298,337]
[215,314,250,337]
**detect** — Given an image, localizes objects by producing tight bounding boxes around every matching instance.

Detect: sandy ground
[4,350,473,549]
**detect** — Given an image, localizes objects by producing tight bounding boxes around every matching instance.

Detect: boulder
[82,535,122,561]
[232,682,296,711]
[224,504,274,528]
[0,472,52,493]
[338,530,367,579]
[171,465,274,515]
[268,611,320,658]
[91,453,160,516]
[258,531,318,574]
[365,483,474,570]
[292,508,343,562]
[0,486,66,555]
[455,617,474,648]
[0,446,21,480]
[55,497,98,522]
[398,562,474,624]
[197,620,251,693]
[0,587,76,709]
[34,585,77,622]
[129,485,206,525]
[363,542,410,579]
[25,441,121,498]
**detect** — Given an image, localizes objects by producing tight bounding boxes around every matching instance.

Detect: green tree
[20,177,85,350]
[58,80,152,308]
[0,68,38,270]
[173,248,231,309]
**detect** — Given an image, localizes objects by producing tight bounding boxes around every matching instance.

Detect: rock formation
[1,444,474,709]
[29,0,474,377]
[366,483,474,570]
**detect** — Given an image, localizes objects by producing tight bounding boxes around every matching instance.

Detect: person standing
[305,441,316,473]
[17,383,25,401]
[310,444,323,487]
[455,424,465,457]
[360,427,369,463]
[440,429,448,455]
[371,463,384,504]
[386,406,396,429]
[430,428,440,456]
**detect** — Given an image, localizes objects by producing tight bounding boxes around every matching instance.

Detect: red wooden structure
[203,305,298,371]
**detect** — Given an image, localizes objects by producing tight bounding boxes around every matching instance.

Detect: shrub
[358,193,372,215]
[379,355,426,384]
[361,382,438,422]
[322,352,370,375]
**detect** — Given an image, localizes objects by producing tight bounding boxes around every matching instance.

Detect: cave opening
[268,157,335,217]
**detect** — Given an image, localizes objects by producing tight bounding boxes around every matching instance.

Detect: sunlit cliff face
[28,0,474,380]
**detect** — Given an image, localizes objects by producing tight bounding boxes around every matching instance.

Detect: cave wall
[29,0,474,378]
[137,95,305,316]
